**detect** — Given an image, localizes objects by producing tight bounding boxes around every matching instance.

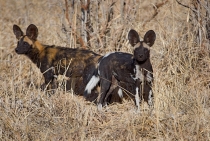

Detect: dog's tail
[84,69,100,97]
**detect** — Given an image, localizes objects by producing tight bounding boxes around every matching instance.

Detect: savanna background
[0,0,210,140]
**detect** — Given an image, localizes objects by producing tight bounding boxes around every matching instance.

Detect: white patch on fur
[130,68,136,79]
[104,102,108,107]
[143,42,150,49]
[96,61,100,75]
[118,88,123,98]
[97,103,102,111]
[85,75,100,94]
[135,87,140,111]
[148,90,153,107]
[98,69,100,75]
[134,65,144,81]
[134,42,141,49]
[103,52,114,59]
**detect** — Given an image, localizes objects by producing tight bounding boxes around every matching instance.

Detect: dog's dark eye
[24,42,28,45]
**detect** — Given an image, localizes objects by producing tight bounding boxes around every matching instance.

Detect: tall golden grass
[0,0,210,140]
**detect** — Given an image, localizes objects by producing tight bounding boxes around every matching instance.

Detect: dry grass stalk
[0,0,209,140]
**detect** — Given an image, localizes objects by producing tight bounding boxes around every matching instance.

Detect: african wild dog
[84,29,156,110]
[13,24,101,97]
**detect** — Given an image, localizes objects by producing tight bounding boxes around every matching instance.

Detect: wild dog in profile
[13,24,101,96]
[84,29,156,110]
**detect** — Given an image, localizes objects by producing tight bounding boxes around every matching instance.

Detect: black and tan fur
[13,24,101,98]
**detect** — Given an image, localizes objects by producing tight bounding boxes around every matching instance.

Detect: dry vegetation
[0,0,210,140]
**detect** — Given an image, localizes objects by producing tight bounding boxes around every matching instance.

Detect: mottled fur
[84,29,156,110]
[13,24,101,98]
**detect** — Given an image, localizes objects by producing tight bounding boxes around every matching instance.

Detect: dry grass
[0,0,210,140]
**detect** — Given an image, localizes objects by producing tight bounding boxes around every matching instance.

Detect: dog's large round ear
[128,29,140,47]
[26,24,38,40]
[13,25,23,39]
[144,30,156,47]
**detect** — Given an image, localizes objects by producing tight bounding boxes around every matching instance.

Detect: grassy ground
[0,0,210,140]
